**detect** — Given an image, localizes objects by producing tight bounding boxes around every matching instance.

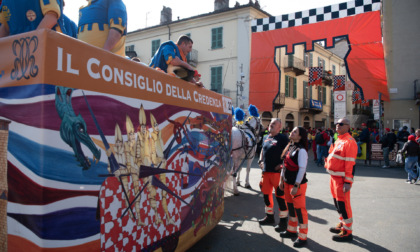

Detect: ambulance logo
[26,10,36,22]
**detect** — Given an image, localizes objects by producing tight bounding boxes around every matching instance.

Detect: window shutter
[293,78,297,98]
[285,76,289,97]
[323,87,327,104]
[309,53,313,67]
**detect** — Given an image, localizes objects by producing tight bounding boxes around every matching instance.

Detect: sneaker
[411,179,416,184]
[381,165,390,169]
[405,179,411,184]
[416,177,420,185]
[332,230,353,242]
[280,230,298,239]
[293,238,307,248]
[329,222,342,234]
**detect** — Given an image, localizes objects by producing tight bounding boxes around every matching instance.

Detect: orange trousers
[284,183,308,240]
[330,175,353,233]
[261,172,287,217]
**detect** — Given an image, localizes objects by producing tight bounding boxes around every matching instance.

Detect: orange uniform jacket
[324,132,357,184]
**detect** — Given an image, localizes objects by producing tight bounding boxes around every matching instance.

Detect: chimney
[160,6,172,24]
[214,0,229,11]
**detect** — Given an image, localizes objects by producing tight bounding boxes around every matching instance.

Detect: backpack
[315,133,325,145]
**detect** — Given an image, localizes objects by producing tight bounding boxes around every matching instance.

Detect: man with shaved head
[324,117,357,242]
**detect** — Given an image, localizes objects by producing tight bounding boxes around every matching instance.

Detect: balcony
[322,70,333,86]
[273,92,285,110]
[299,98,323,114]
[283,56,305,76]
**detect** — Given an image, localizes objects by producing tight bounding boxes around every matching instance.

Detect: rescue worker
[258,118,289,232]
[324,117,357,242]
[279,127,309,248]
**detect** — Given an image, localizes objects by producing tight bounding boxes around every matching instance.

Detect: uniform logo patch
[26,10,36,22]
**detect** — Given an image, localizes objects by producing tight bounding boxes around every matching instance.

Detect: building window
[211,66,223,93]
[332,64,336,75]
[151,39,161,57]
[322,87,327,104]
[211,27,223,49]
[285,76,297,98]
[304,53,309,67]
[309,53,313,67]
[318,86,322,101]
[125,45,134,52]
[318,57,325,68]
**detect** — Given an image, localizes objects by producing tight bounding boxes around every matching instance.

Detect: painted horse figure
[231,105,263,195]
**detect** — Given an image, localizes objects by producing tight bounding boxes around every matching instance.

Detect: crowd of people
[256,117,357,247]
[0,0,204,87]
[255,118,420,247]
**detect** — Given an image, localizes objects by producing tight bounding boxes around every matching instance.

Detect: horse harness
[232,119,261,160]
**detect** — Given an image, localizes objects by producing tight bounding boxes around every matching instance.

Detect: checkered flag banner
[333,75,346,91]
[309,67,323,86]
[252,0,381,33]
[352,89,362,104]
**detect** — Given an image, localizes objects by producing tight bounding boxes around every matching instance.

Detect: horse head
[245,116,263,140]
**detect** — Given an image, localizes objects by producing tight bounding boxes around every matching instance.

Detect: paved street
[188,152,420,252]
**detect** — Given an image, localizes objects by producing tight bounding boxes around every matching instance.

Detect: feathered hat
[248,104,259,118]
[234,107,245,124]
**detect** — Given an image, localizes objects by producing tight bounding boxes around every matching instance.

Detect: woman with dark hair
[279,127,309,248]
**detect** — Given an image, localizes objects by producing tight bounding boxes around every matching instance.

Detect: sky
[64,0,346,32]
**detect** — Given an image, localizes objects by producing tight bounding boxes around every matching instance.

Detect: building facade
[259,43,345,130]
[382,0,420,130]
[126,1,269,110]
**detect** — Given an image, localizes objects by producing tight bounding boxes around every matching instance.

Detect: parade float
[0,29,232,251]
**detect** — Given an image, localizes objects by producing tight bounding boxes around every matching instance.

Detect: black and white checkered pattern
[251,0,381,33]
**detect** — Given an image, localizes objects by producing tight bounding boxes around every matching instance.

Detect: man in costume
[77,0,127,56]
[324,117,357,242]
[257,118,289,232]
[0,0,64,37]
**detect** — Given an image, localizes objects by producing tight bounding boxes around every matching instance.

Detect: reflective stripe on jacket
[325,132,357,184]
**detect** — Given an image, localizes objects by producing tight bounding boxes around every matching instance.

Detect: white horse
[231,115,263,195]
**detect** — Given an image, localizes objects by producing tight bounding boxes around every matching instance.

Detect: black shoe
[293,238,307,248]
[329,223,342,234]
[274,217,288,232]
[280,230,298,239]
[332,230,353,242]
[245,184,252,189]
[258,214,275,225]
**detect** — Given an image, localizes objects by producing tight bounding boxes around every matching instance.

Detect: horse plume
[248,104,259,117]
[234,107,245,122]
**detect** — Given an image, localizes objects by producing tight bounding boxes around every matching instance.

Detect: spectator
[279,127,309,248]
[400,135,419,184]
[380,128,397,168]
[358,123,370,159]
[315,128,329,166]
